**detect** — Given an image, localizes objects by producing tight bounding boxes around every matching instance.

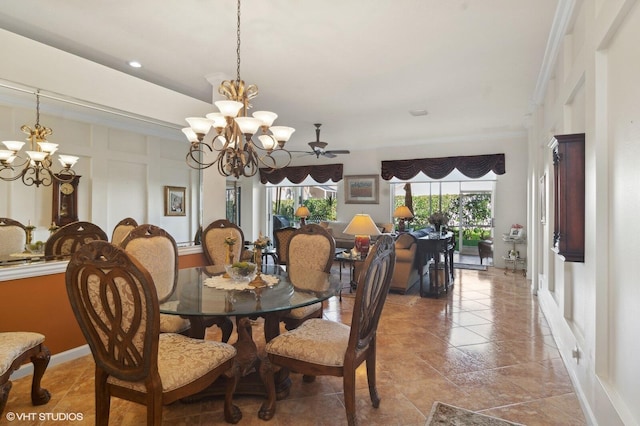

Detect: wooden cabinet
[551,133,585,262]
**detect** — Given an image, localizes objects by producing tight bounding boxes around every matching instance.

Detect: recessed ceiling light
[409,109,428,117]
[128,61,142,68]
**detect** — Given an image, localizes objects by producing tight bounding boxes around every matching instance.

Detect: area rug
[426,402,524,426]
[454,263,488,271]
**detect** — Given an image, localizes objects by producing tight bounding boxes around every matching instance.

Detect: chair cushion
[0,332,45,376]
[159,313,190,334]
[266,318,349,367]
[107,333,236,393]
[284,302,321,319]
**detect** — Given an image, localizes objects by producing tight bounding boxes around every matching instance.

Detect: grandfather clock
[52,175,81,226]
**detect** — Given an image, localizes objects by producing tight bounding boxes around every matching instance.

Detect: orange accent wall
[0,252,208,356]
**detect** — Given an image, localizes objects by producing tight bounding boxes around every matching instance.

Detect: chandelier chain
[35,89,41,126]
[236,0,241,83]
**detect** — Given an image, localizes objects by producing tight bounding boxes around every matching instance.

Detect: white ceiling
[0,0,559,152]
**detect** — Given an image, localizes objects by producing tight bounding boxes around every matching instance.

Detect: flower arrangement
[224,235,237,246]
[428,212,449,229]
[511,223,523,229]
[253,233,271,250]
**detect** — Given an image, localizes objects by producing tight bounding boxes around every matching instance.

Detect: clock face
[60,182,75,195]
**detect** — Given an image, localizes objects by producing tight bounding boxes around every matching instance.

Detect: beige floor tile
[4,265,587,425]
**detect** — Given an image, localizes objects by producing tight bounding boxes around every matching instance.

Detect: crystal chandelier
[182,0,295,179]
[0,90,79,187]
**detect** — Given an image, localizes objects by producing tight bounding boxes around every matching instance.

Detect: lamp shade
[393,206,414,219]
[343,214,381,236]
[295,206,310,218]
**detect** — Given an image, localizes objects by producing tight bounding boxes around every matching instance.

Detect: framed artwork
[509,227,524,238]
[344,175,379,204]
[164,186,186,216]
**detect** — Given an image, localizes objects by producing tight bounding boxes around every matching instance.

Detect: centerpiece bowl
[225,262,257,282]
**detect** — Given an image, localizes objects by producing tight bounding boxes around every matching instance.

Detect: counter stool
[0,332,51,416]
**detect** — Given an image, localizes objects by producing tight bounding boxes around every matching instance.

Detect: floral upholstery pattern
[204,227,243,265]
[266,318,349,367]
[159,301,190,334]
[288,234,332,278]
[283,226,334,323]
[124,237,176,301]
[111,226,136,247]
[0,226,26,257]
[0,332,45,376]
[85,273,148,356]
[107,333,236,392]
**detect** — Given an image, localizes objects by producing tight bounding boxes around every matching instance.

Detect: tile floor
[5,265,586,425]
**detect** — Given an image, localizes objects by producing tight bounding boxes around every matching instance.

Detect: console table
[416,232,454,297]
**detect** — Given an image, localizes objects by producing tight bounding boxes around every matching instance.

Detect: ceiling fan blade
[323,152,337,158]
[325,150,350,155]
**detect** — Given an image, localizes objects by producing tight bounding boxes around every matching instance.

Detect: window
[391,174,495,254]
[266,183,337,237]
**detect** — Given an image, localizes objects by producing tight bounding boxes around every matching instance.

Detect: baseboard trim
[10,344,90,380]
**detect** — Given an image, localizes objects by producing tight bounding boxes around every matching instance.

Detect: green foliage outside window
[272,196,336,223]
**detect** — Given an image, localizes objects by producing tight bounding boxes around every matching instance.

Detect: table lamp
[295,206,310,226]
[393,205,414,232]
[343,214,381,258]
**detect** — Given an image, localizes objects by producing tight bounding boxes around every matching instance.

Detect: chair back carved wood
[44,221,108,258]
[111,217,138,247]
[265,235,395,425]
[65,241,242,425]
[0,218,26,258]
[202,219,245,265]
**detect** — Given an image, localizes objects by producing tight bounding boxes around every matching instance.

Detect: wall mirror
[0,80,201,264]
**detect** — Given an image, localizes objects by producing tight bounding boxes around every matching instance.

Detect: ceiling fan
[296,123,350,158]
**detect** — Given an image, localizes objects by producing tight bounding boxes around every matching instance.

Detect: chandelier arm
[0,166,29,182]
[52,168,77,183]
[21,163,53,187]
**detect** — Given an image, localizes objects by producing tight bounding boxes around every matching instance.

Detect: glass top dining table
[160,265,340,340]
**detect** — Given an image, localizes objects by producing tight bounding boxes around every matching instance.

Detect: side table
[334,251,363,301]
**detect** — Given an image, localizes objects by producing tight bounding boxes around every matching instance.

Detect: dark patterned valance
[381,154,506,180]
[259,163,344,184]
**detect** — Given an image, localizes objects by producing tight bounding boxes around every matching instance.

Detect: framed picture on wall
[164,186,186,216]
[344,175,379,204]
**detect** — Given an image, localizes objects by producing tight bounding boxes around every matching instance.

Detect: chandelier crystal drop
[0,90,79,187]
[183,0,295,178]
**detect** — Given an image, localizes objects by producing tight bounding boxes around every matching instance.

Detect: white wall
[530,1,639,424]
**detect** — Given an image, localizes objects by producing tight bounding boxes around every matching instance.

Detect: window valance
[259,164,343,184]
[381,154,506,180]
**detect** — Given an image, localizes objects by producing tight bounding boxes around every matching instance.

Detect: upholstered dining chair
[110,217,138,247]
[121,224,190,335]
[44,221,108,258]
[65,241,242,425]
[0,218,26,258]
[273,226,296,274]
[202,219,247,266]
[0,332,51,416]
[264,235,395,425]
[281,224,335,331]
